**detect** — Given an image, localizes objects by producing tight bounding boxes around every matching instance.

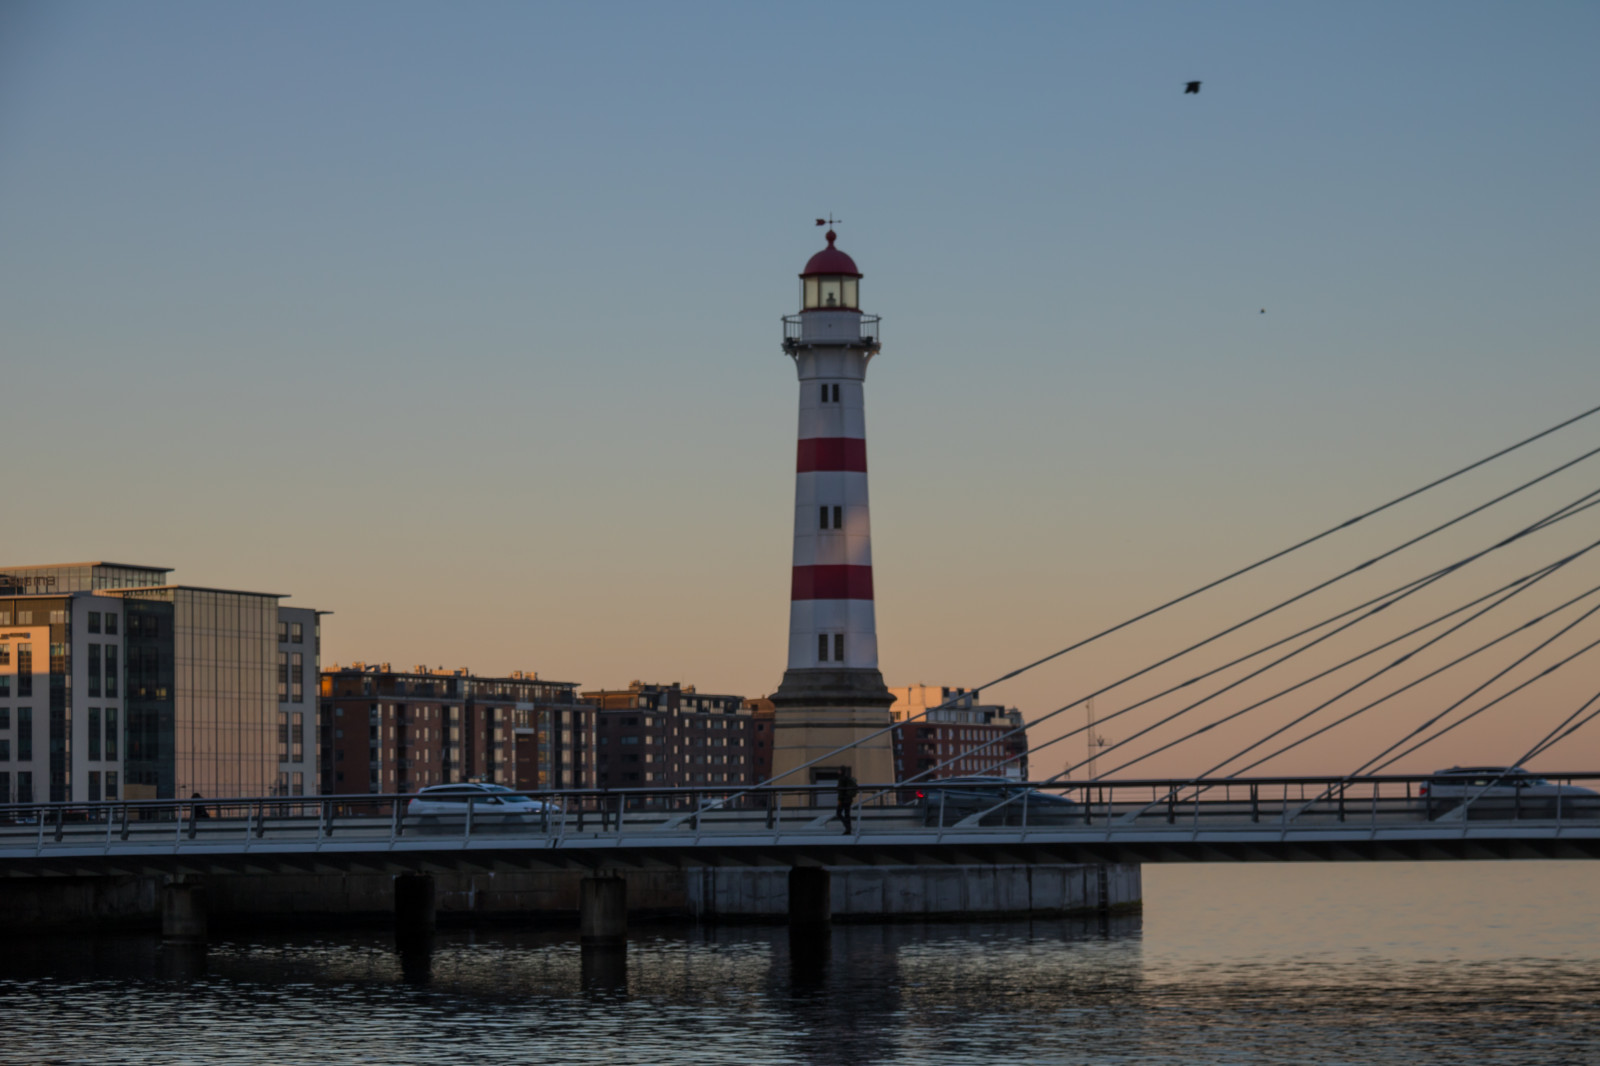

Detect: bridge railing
[3,773,1598,854]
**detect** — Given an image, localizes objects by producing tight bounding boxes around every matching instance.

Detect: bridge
[4,772,1599,880]
[8,407,1600,936]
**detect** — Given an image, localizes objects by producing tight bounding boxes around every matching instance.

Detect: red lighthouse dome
[799,230,862,310]
[801,230,862,278]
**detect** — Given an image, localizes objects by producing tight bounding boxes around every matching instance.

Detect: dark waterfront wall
[0,864,1141,933]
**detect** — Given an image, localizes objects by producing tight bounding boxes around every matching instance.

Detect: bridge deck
[5,785,1599,876]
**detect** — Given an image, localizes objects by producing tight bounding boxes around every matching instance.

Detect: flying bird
[1185,81,1201,94]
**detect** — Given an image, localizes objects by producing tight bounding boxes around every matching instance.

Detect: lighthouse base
[770,667,895,710]
[769,706,898,804]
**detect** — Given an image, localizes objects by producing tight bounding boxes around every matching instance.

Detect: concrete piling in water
[579,874,628,945]
[161,876,207,943]
[394,873,437,936]
[787,866,831,926]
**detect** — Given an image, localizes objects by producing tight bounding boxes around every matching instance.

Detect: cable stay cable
[899,484,1600,796]
[1065,543,1592,785]
[951,552,1590,826]
[1109,516,1600,785]
[1258,594,1600,794]
[1512,690,1600,769]
[1521,690,1600,765]
[1359,605,1600,774]
[754,408,1600,790]
[1441,687,1600,818]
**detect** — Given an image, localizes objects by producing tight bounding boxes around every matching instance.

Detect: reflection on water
[1,864,1597,1065]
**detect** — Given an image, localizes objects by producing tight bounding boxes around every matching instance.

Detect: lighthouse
[769,228,897,789]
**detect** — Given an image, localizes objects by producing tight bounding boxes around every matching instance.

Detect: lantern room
[800,229,862,311]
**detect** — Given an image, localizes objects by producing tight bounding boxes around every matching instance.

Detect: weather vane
[815,214,842,228]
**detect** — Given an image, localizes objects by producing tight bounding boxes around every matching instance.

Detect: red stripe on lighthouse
[791,564,875,600]
[796,438,867,473]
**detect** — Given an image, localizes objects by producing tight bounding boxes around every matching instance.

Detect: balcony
[783,314,880,353]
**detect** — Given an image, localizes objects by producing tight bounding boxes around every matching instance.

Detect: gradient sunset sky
[4,1,1597,778]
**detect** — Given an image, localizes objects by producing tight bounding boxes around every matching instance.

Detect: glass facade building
[0,562,321,804]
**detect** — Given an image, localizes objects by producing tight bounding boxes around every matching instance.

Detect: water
[2,862,1597,1065]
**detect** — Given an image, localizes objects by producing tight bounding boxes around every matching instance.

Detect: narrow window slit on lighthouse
[819,507,829,530]
[831,383,840,403]
[833,634,845,662]
[820,384,829,403]
[832,506,843,529]
[818,634,829,662]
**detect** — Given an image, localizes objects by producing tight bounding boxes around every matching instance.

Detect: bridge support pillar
[161,876,207,943]
[788,866,831,926]
[394,873,437,936]
[579,874,627,945]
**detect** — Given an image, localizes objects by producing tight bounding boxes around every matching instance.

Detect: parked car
[1420,767,1598,820]
[406,783,559,826]
[904,776,1080,827]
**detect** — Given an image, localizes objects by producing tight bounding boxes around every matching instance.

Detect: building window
[105,771,117,800]
[48,610,66,625]
[16,612,31,625]
[292,712,304,760]
[87,612,101,634]
[0,772,8,803]
[104,613,117,636]
[292,771,303,796]
[16,770,31,804]
[291,622,303,644]
[834,633,845,662]
[106,708,117,761]
[88,644,102,698]
[278,621,288,643]
[17,643,30,698]
[88,770,101,802]
[105,646,117,698]
[291,653,304,703]
[88,708,101,761]
[0,739,8,761]
[278,652,288,700]
[17,708,30,761]
[818,634,830,662]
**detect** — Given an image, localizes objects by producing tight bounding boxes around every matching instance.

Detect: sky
[3,1,1597,780]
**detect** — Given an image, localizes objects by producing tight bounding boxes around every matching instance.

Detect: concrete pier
[788,866,832,926]
[161,877,207,942]
[393,874,437,936]
[579,874,628,945]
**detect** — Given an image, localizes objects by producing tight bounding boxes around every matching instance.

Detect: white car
[1420,767,1598,819]
[406,783,559,824]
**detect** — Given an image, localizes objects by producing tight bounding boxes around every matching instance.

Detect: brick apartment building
[318,663,591,795]
[583,681,760,790]
[890,685,1029,783]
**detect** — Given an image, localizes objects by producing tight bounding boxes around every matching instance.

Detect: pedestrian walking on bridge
[836,768,859,836]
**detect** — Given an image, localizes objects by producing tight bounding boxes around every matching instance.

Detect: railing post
[120,802,131,842]
[54,805,65,843]
[1021,789,1029,830]
[1250,784,1260,824]
[765,790,776,830]
[464,797,474,839]
[390,797,403,842]
[1337,782,1346,824]
[691,792,700,832]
